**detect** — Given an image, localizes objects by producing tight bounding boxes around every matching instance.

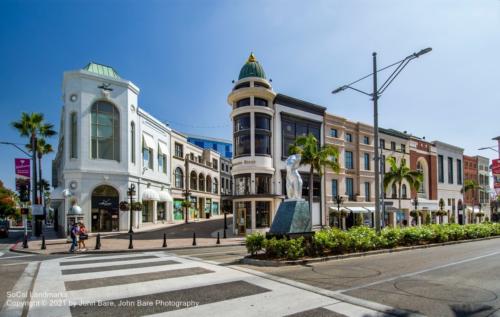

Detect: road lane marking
[0,261,39,317]
[1,261,32,266]
[0,254,35,261]
[336,250,500,294]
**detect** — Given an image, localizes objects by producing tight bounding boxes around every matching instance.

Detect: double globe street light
[332,48,432,234]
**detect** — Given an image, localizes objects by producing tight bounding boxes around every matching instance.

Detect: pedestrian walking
[78,223,88,251]
[69,223,79,253]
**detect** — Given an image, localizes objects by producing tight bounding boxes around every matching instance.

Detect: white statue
[286,154,303,200]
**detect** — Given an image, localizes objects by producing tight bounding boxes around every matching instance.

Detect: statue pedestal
[268,199,311,236]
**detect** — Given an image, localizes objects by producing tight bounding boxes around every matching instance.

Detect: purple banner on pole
[15,158,31,179]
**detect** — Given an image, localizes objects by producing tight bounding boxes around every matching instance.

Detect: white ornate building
[51,63,173,233]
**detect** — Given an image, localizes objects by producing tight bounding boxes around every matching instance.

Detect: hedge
[245,222,500,260]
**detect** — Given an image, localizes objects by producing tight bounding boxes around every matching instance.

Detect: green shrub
[245,233,265,255]
[380,227,402,248]
[348,226,380,251]
[425,213,431,225]
[287,237,305,260]
[264,237,288,258]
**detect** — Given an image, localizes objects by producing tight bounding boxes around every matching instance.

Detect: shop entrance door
[91,185,119,232]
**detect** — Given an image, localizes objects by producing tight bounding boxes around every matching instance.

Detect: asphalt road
[237,238,500,317]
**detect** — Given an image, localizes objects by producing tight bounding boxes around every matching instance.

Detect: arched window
[91,101,120,161]
[213,178,218,194]
[70,112,77,159]
[174,167,183,188]
[402,184,407,199]
[198,173,205,192]
[130,122,135,164]
[391,183,397,199]
[190,171,197,190]
[417,161,425,193]
[206,175,212,193]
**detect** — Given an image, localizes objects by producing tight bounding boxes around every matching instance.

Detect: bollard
[41,235,46,250]
[192,232,197,246]
[216,232,220,245]
[95,233,101,250]
[223,228,227,239]
[162,233,167,248]
[128,233,134,249]
[23,234,28,249]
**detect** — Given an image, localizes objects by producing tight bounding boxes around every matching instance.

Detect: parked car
[0,221,9,238]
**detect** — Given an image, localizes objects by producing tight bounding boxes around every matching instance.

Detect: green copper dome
[238,53,266,80]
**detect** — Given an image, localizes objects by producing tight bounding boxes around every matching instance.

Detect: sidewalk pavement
[11,216,245,254]
[12,234,245,255]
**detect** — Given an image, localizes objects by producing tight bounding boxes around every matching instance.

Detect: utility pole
[372,52,381,233]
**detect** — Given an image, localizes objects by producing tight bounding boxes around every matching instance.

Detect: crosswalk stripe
[65,270,243,305]
[323,302,390,317]
[145,277,339,317]
[60,255,158,266]
[59,256,177,270]
[61,262,200,281]
[60,252,158,263]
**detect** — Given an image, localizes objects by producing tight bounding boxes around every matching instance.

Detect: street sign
[32,205,44,216]
[492,159,500,175]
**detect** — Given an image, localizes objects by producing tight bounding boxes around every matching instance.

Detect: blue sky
[0,0,499,190]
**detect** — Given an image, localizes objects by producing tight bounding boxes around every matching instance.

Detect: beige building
[324,113,375,228]
[379,128,412,226]
[170,131,221,222]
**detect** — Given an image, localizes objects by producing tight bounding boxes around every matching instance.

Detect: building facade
[463,155,478,206]
[409,137,439,213]
[477,156,491,217]
[463,155,491,220]
[432,140,464,223]
[51,63,173,234]
[379,128,412,226]
[186,134,233,159]
[227,53,326,235]
[324,113,375,228]
[170,130,221,221]
[220,156,233,214]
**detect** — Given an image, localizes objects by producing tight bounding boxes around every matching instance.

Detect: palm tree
[26,139,53,202]
[461,179,482,223]
[11,112,56,204]
[289,133,340,226]
[383,156,423,215]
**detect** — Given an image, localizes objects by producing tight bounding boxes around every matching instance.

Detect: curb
[10,241,245,255]
[241,235,500,266]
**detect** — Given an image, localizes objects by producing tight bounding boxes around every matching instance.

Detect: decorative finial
[247,52,256,63]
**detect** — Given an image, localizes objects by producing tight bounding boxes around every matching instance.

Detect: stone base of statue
[268,199,311,237]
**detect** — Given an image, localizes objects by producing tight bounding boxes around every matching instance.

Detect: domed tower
[228,53,279,235]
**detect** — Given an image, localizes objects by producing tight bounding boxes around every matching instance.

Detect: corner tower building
[228,54,326,235]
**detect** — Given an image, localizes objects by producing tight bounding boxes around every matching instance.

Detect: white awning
[142,188,159,201]
[416,199,439,211]
[329,206,373,213]
[143,133,155,149]
[158,142,169,155]
[158,191,173,202]
[364,207,375,213]
[466,207,481,213]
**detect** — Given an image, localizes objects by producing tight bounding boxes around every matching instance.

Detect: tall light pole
[332,48,432,234]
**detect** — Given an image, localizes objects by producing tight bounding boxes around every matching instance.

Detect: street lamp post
[127,184,136,234]
[332,48,432,234]
[413,196,419,226]
[334,195,344,229]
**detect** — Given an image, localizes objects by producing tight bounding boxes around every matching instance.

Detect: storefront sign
[492,159,500,175]
[232,160,256,167]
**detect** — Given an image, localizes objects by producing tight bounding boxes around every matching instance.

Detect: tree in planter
[181,200,192,223]
[438,198,446,224]
[461,180,482,224]
[289,133,340,226]
[26,138,53,203]
[383,156,423,225]
[354,213,364,226]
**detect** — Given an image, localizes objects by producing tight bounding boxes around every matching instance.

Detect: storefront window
[256,174,272,194]
[142,201,153,222]
[157,202,166,220]
[212,202,219,216]
[256,201,271,228]
[235,201,252,233]
[281,115,320,158]
[173,199,184,220]
[235,174,251,195]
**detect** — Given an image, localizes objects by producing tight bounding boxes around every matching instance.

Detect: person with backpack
[78,223,88,251]
[69,223,79,253]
